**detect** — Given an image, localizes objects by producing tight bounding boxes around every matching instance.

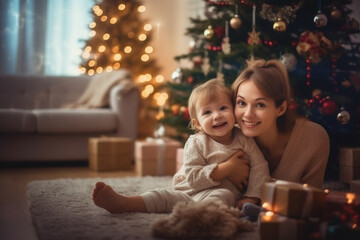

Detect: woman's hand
[226,151,250,191]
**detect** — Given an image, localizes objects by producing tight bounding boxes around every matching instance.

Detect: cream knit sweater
[270,118,330,188]
[173,127,270,200]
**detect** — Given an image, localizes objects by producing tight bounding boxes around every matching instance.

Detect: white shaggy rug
[27,176,259,240]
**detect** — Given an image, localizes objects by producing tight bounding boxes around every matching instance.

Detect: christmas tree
[79,0,165,137]
[160,0,360,179]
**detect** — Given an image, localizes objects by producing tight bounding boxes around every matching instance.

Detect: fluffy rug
[27,176,259,240]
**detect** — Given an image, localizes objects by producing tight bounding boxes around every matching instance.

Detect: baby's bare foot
[92,182,128,213]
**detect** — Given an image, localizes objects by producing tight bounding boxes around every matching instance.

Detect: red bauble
[182,107,190,121]
[289,100,298,110]
[320,98,337,115]
[214,26,225,38]
[187,76,194,84]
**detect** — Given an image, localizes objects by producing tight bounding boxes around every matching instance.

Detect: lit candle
[263,211,274,221]
[262,202,271,211]
[346,193,355,204]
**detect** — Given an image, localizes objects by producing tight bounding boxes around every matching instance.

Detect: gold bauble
[330,7,341,20]
[230,15,242,29]
[204,25,214,39]
[273,18,286,32]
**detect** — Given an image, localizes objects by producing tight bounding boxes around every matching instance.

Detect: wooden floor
[0,164,137,240]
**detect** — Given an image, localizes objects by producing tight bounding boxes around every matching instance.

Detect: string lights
[79,1,165,108]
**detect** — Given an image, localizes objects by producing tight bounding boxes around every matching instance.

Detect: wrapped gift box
[261,180,326,218]
[339,147,360,183]
[135,138,182,176]
[259,212,308,240]
[350,180,360,194]
[176,148,184,172]
[89,137,133,171]
[324,191,359,213]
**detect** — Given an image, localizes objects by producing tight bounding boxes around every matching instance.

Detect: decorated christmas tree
[79,0,165,137]
[160,0,360,179]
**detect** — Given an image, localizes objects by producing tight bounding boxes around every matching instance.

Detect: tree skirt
[27,176,259,240]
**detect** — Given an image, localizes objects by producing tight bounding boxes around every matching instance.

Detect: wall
[142,0,205,80]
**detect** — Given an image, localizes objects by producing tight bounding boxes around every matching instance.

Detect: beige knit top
[270,118,330,188]
[173,127,270,199]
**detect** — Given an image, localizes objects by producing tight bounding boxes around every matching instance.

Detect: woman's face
[234,80,285,138]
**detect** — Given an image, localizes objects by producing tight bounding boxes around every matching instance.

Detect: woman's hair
[188,78,232,131]
[231,58,295,132]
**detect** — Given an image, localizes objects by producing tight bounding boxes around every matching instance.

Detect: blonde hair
[188,78,232,131]
[231,59,295,132]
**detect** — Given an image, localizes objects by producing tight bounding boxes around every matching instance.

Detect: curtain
[0,0,93,76]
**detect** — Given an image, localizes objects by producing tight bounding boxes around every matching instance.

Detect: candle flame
[262,202,271,210]
[346,193,355,204]
[262,211,274,222]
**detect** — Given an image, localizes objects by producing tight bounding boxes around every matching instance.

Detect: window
[0,0,93,76]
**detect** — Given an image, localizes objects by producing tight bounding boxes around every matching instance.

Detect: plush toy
[152,200,254,239]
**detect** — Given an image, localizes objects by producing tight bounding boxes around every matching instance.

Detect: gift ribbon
[265,180,313,218]
[146,137,166,176]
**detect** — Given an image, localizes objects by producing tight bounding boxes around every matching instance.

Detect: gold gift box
[89,137,133,171]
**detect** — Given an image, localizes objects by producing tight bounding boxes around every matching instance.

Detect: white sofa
[0,70,140,162]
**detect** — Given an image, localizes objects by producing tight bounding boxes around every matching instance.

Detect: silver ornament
[314,11,328,28]
[279,53,297,72]
[171,68,183,83]
[337,108,350,125]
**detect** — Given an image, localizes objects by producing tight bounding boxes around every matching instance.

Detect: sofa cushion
[0,109,36,133]
[33,109,117,133]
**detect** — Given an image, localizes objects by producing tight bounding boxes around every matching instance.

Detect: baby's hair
[188,78,232,131]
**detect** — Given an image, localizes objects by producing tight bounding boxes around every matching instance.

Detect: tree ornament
[202,51,211,76]
[204,25,214,39]
[193,56,203,66]
[337,107,350,125]
[314,11,328,28]
[182,107,190,121]
[222,20,231,54]
[273,18,286,32]
[248,27,261,44]
[171,104,181,115]
[230,15,242,29]
[349,18,360,31]
[320,98,337,115]
[187,76,194,84]
[248,6,261,45]
[330,7,342,20]
[260,3,303,28]
[222,37,231,54]
[171,68,183,83]
[279,53,297,72]
[312,89,322,98]
[350,72,360,91]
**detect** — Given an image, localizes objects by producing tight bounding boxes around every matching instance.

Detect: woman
[230,58,330,190]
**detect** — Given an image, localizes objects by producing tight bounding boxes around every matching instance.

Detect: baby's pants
[141,188,235,213]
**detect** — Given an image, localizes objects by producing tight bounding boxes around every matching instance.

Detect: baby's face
[194,95,235,142]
